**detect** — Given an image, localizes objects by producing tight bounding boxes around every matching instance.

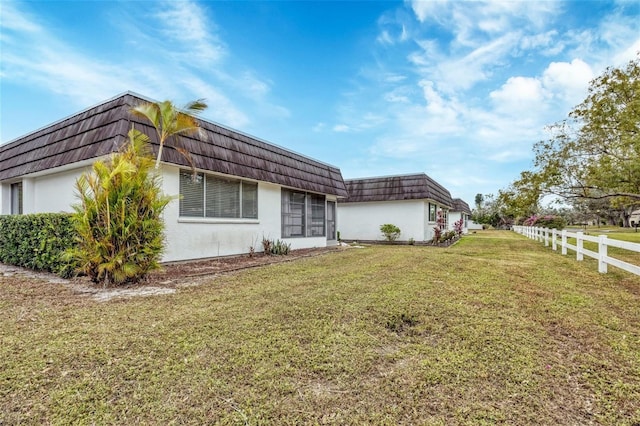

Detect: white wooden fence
[512,225,640,276]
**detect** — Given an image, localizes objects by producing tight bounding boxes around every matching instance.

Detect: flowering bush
[453,218,464,236]
[522,214,566,230]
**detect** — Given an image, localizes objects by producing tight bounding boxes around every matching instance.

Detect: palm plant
[68,128,174,285]
[131,98,208,170]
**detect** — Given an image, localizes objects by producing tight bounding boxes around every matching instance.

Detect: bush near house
[380,224,401,241]
[0,213,77,277]
[66,129,173,286]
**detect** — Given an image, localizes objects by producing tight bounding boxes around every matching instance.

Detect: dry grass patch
[1,231,639,424]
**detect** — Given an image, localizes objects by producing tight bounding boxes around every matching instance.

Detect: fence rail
[512,225,640,276]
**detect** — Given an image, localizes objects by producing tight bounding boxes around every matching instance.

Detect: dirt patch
[0,246,341,302]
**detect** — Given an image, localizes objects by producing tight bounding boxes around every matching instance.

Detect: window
[428,203,437,222]
[326,201,336,240]
[282,189,326,238]
[179,170,257,219]
[441,209,449,229]
[11,182,22,215]
[308,194,326,237]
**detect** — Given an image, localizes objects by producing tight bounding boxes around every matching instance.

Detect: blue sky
[1,0,639,206]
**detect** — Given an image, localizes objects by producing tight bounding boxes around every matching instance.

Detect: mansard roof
[339,173,453,207]
[0,92,347,197]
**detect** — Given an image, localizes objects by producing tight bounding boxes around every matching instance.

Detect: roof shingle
[338,173,453,207]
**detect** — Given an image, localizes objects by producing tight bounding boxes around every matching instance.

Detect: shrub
[271,239,291,255]
[262,237,273,254]
[0,213,77,277]
[380,224,401,241]
[66,129,173,286]
[523,214,566,230]
[439,230,457,243]
[262,237,291,255]
[453,218,464,236]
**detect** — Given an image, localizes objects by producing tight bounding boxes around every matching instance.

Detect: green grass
[1,231,639,425]
[559,228,640,266]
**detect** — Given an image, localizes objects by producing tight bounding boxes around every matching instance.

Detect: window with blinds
[308,193,326,237]
[179,170,258,219]
[281,189,325,238]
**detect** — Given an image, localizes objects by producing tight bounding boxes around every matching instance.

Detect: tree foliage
[504,56,640,224]
[67,129,173,285]
[471,193,514,228]
[131,98,208,170]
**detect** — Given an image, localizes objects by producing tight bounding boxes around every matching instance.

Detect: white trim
[178,217,260,225]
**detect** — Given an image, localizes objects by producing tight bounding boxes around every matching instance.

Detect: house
[337,173,453,242]
[449,198,472,234]
[0,92,348,262]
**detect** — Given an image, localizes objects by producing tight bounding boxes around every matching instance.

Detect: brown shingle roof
[452,198,471,214]
[0,92,348,197]
[338,173,453,207]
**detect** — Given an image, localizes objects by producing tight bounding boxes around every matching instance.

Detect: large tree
[131,99,208,170]
[531,56,640,202]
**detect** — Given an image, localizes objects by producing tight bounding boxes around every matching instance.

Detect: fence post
[552,229,557,251]
[598,235,608,273]
[576,231,584,261]
[561,230,567,255]
[544,228,549,247]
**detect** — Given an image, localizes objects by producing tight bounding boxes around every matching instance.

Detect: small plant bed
[426,234,461,247]
[139,246,337,285]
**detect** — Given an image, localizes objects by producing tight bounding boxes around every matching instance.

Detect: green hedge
[0,213,77,277]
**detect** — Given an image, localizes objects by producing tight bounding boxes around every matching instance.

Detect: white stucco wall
[160,165,333,262]
[449,211,470,234]
[2,162,335,262]
[468,220,483,230]
[337,200,431,242]
[33,168,86,213]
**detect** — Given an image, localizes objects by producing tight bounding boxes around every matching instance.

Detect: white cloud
[154,1,225,66]
[490,76,545,113]
[0,0,293,137]
[410,0,560,44]
[178,76,249,128]
[333,124,350,132]
[541,59,594,105]
[519,30,564,56]
[384,89,410,103]
[377,30,394,45]
[0,2,42,33]
[1,15,150,106]
[429,32,521,92]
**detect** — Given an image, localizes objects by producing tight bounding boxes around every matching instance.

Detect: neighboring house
[0,92,347,262]
[337,173,453,242]
[450,198,472,234]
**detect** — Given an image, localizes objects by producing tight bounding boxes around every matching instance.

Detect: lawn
[1,231,639,425]
[559,228,640,266]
